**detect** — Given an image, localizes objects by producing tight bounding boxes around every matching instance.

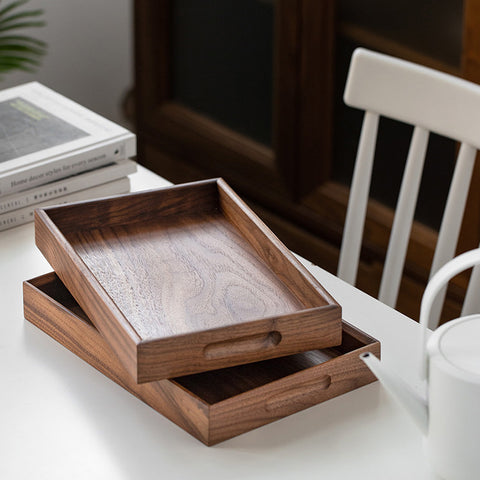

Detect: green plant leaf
[0,0,30,19]
[0,0,47,76]
[0,44,45,55]
[0,34,47,48]
[0,53,40,64]
[0,12,45,29]
[0,57,37,68]
[0,8,44,21]
[0,21,45,33]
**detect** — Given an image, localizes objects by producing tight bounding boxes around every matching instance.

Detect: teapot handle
[420,247,480,380]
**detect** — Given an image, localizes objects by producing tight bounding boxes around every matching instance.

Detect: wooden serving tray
[23,272,380,446]
[35,179,342,382]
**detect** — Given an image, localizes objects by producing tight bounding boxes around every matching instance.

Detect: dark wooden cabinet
[134,0,480,323]
[134,0,335,217]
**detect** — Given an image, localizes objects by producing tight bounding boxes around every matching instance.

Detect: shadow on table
[23,320,434,479]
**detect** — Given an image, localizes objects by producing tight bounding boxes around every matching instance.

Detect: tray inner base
[65,212,307,340]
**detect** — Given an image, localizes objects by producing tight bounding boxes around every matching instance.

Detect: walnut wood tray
[35,179,342,383]
[23,272,380,446]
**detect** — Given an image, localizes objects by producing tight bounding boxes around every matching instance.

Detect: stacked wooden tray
[24,178,380,445]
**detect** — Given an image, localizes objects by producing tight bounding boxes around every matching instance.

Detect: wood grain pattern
[68,213,303,338]
[35,179,342,383]
[23,272,380,446]
[218,179,338,307]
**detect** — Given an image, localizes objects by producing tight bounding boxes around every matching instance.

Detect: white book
[0,82,136,196]
[0,176,130,232]
[0,158,137,214]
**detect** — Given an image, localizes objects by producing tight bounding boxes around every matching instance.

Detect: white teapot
[361,248,480,480]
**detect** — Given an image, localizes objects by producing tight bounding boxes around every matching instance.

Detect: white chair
[338,48,480,327]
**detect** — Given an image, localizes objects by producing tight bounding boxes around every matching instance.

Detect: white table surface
[0,166,439,479]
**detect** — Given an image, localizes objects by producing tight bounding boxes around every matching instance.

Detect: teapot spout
[360,352,428,435]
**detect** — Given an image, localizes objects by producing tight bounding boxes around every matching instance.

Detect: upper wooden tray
[35,179,342,382]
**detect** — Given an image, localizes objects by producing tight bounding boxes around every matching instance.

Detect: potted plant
[0,0,46,76]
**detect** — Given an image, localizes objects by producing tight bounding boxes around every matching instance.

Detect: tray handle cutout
[265,375,332,413]
[203,331,281,360]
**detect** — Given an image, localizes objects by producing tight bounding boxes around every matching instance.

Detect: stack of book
[0,82,137,232]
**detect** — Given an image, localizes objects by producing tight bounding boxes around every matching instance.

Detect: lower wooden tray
[23,272,381,446]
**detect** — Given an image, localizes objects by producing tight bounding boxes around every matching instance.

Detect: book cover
[0,159,137,214]
[0,176,130,232]
[0,97,89,163]
[0,82,136,196]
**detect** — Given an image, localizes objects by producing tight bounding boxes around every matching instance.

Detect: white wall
[0,0,133,125]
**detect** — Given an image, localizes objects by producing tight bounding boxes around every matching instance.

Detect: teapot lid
[437,314,480,378]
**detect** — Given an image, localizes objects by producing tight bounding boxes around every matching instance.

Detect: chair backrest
[338,48,480,327]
